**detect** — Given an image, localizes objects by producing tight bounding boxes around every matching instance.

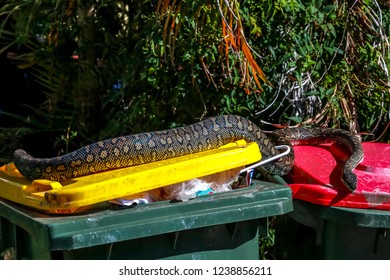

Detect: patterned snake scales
[13,115,364,191]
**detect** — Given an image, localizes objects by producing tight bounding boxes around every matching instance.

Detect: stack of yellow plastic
[0,140,261,214]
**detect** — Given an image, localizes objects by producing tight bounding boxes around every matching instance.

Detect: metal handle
[240,145,291,174]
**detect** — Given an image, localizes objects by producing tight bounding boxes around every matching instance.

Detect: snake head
[341,170,358,192]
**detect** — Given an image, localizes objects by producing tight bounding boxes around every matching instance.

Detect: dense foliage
[0,0,389,164]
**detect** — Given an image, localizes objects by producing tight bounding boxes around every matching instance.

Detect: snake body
[13,115,363,191]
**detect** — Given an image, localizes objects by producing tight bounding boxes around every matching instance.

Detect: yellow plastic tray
[0,140,261,213]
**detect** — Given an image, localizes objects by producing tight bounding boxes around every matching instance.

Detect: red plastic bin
[274,141,390,259]
[288,142,390,210]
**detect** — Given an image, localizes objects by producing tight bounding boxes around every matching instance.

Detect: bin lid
[288,142,390,210]
[0,140,261,214]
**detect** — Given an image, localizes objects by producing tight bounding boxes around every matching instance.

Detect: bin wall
[1,218,262,260]
[60,220,261,260]
[275,200,390,260]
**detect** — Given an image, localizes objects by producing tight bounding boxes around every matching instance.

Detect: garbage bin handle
[240,145,291,174]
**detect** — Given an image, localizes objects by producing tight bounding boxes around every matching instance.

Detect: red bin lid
[288,142,390,210]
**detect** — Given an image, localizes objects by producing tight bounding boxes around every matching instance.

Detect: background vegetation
[0,0,389,260]
[1,0,389,163]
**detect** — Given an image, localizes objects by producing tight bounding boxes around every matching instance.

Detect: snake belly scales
[12,115,364,191]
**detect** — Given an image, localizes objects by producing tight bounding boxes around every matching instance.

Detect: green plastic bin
[0,180,292,260]
[275,200,390,259]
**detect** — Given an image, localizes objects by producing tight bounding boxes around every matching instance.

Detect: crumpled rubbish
[109,197,149,206]
[110,166,251,206]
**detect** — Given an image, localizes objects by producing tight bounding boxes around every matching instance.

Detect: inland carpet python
[13,115,364,191]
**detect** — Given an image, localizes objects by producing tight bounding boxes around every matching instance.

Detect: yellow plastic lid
[0,140,261,213]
